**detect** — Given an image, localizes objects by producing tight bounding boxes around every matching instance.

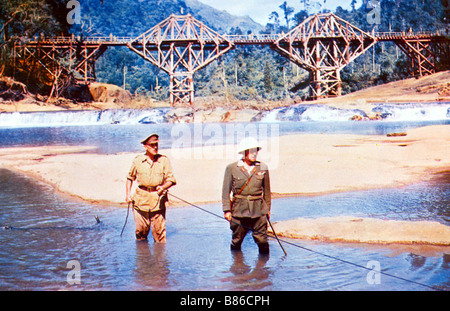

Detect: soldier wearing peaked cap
[126,133,176,242]
[222,137,271,254]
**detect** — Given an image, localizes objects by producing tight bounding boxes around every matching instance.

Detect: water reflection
[407,253,427,270]
[222,251,272,290]
[134,242,170,290]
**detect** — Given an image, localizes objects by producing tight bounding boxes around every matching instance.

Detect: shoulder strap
[237,167,256,195]
[231,166,256,207]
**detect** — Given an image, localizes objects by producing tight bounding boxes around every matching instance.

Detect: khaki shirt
[222,160,271,218]
[127,153,176,212]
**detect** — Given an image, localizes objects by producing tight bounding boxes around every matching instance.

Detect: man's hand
[125,195,133,203]
[224,211,232,221]
[156,185,167,196]
[156,181,173,196]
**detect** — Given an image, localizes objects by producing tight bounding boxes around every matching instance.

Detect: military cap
[141,133,159,145]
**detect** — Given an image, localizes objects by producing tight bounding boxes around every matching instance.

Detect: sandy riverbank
[0,124,448,208]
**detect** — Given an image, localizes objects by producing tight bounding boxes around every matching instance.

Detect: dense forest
[0,0,448,103]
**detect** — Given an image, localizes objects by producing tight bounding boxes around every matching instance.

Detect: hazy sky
[198,0,362,25]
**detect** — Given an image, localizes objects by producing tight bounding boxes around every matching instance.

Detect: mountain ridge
[76,0,263,37]
[185,0,263,33]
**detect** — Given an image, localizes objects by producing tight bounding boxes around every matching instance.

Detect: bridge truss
[127,14,233,105]
[273,13,377,98]
[13,13,450,105]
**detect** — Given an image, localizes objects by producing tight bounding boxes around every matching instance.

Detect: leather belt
[233,194,263,201]
[139,185,157,192]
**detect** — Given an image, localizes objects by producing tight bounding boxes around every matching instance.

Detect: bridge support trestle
[127,14,233,106]
[273,13,377,99]
[14,37,107,99]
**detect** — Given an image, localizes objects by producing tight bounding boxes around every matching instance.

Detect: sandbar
[270,216,450,246]
[0,124,448,208]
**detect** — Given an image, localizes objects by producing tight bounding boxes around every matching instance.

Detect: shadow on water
[0,168,449,291]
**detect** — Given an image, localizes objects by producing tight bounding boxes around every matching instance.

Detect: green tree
[0,0,68,76]
[279,1,295,29]
[263,62,273,93]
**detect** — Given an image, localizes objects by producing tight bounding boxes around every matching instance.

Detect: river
[0,104,449,291]
[0,168,448,291]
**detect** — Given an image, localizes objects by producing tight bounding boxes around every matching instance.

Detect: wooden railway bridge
[13,13,449,106]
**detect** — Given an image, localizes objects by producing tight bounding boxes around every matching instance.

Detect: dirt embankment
[314,70,450,109]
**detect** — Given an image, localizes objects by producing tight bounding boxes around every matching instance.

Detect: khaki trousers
[133,207,166,243]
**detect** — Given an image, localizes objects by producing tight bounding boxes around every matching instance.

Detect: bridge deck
[22,30,448,47]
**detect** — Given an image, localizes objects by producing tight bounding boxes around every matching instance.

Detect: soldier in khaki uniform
[222,137,271,254]
[126,133,176,242]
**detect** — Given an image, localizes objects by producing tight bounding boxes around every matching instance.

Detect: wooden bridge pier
[272,13,377,99]
[13,36,111,98]
[377,31,449,77]
[127,14,233,106]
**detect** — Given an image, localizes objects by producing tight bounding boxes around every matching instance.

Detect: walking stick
[267,215,287,256]
[120,201,131,238]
